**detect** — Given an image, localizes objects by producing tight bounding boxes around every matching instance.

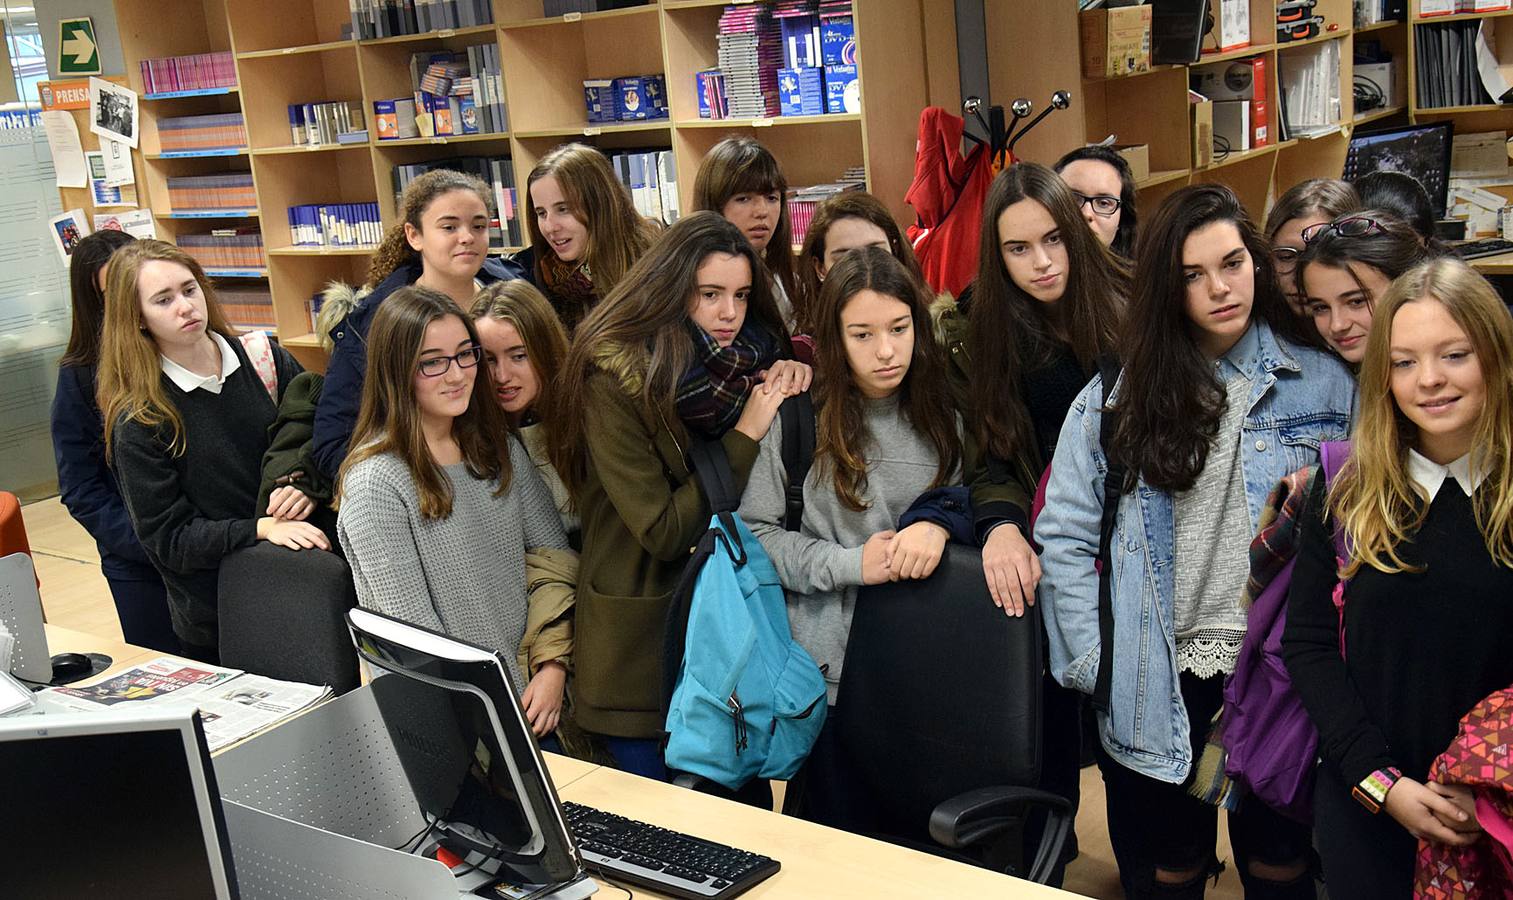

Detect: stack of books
[288,203,382,248]
[787,166,866,242]
[375,49,504,141]
[139,51,237,95]
[180,228,265,270]
[218,286,277,332]
[819,1,857,114]
[716,4,783,118]
[288,101,368,147]
[348,0,494,39]
[606,149,680,224]
[544,0,652,13]
[393,158,521,249]
[167,173,256,213]
[583,74,669,123]
[158,113,247,153]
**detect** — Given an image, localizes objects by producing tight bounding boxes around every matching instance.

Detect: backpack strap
[1319,440,1353,658]
[778,393,816,533]
[1092,355,1124,715]
[688,439,746,565]
[238,330,279,404]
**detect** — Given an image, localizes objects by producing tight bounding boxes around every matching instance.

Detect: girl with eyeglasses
[1282,258,1513,898]
[547,213,804,778]
[99,240,326,664]
[1055,145,1139,259]
[936,162,1129,886]
[336,286,571,736]
[1037,184,1356,899]
[1297,211,1432,366]
[1265,178,1361,314]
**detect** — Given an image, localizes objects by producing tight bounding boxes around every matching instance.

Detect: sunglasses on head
[1302,215,1387,245]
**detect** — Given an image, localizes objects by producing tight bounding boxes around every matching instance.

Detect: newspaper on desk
[34,656,332,751]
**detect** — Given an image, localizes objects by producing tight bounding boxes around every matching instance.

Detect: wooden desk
[1470,250,1513,276]
[543,756,1076,899]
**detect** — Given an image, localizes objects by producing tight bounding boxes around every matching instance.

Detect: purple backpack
[1215,441,1351,823]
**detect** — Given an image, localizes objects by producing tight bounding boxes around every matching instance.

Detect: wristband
[1352,766,1402,814]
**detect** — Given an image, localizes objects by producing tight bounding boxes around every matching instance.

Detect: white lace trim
[1176,630,1247,679]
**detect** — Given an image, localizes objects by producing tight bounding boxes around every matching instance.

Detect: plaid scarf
[674,322,781,439]
[540,255,598,333]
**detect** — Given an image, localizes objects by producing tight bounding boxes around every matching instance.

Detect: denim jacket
[1036,321,1355,784]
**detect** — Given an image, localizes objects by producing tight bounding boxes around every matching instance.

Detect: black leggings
[1312,762,1415,899]
[1097,672,1315,899]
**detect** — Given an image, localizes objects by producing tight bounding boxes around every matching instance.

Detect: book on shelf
[180,228,266,270]
[288,202,382,248]
[140,51,237,95]
[1414,19,1503,108]
[218,285,278,332]
[158,113,247,153]
[787,166,865,243]
[604,148,680,225]
[543,0,653,13]
[584,74,669,123]
[289,101,367,147]
[382,48,504,139]
[167,173,256,213]
[348,0,495,41]
[34,656,331,753]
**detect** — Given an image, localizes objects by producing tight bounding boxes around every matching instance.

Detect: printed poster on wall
[88,77,138,149]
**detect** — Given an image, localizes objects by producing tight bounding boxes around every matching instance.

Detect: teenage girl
[739,246,962,828]
[937,161,1129,884]
[524,142,659,333]
[313,169,527,480]
[794,191,925,337]
[547,212,800,778]
[99,240,327,663]
[1296,210,1430,366]
[50,230,176,653]
[1054,145,1139,259]
[469,280,577,535]
[1264,178,1360,313]
[693,137,798,329]
[1284,258,1513,899]
[337,286,570,736]
[1037,185,1357,899]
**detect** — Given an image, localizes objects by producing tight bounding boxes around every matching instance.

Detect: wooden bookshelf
[112,0,926,370]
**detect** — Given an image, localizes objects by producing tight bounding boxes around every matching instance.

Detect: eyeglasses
[417,346,483,377]
[1271,246,1302,271]
[1073,192,1122,217]
[1302,216,1387,245]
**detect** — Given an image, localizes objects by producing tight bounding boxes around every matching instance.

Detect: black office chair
[826,543,1072,884]
[217,544,361,694]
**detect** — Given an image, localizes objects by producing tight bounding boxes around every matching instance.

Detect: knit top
[336,439,568,689]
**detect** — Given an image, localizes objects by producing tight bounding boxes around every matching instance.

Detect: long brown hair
[548,212,788,495]
[338,286,511,519]
[367,169,493,287]
[1332,258,1513,575]
[692,136,796,301]
[525,143,657,296]
[969,162,1127,465]
[98,240,240,458]
[61,229,136,368]
[469,280,569,423]
[809,246,961,511]
[1112,183,1303,493]
[1264,177,1360,240]
[795,191,922,335]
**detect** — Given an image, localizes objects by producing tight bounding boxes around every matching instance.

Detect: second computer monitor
[1344,122,1453,218]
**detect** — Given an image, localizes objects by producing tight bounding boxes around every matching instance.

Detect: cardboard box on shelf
[1191,94,1214,168]
[1079,6,1153,79]
[1113,144,1150,183]
[1202,0,1250,53]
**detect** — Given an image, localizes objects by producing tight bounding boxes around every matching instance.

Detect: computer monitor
[346,607,588,892]
[1344,122,1454,218]
[0,707,239,899]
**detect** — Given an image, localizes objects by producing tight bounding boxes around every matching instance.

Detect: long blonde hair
[98,240,240,458]
[525,143,657,295]
[1331,257,1513,576]
[338,286,512,519]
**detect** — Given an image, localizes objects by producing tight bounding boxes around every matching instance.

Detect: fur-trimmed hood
[588,339,649,395]
[315,281,370,351]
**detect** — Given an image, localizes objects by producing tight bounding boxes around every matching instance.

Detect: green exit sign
[58,18,100,76]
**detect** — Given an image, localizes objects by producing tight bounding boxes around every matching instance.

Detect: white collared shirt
[1407,448,1488,502]
[160,331,240,395]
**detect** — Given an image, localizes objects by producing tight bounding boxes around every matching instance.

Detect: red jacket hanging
[1415,686,1513,898]
[905,107,998,299]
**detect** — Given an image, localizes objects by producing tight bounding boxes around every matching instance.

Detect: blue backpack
[662,438,828,791]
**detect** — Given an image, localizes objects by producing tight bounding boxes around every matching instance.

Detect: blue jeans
[603,737,668,781]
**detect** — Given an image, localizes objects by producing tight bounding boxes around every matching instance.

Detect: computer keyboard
[562,801,779,899]
[1453,238,1513,260]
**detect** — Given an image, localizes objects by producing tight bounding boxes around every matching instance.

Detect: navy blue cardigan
[50,364,161,581]
[310,255,526,480]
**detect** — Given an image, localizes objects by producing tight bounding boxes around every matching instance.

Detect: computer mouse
[51,652,95,681]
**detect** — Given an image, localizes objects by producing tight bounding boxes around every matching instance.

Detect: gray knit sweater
[336,438,568,688]
[739,395,960,702]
